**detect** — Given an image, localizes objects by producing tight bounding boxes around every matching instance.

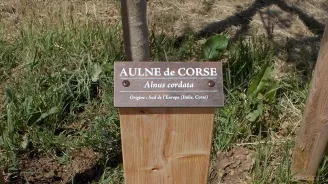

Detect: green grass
[0,17,323,183]
[0,20,124,176]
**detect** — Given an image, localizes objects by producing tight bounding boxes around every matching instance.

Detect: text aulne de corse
[119,67,217,77]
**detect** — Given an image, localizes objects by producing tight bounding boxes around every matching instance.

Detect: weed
[97,165,124,184]
[224,36,273,90]
[251,140,294,183]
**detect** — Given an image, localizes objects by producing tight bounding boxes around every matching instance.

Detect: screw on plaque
[208,80,215,87]
[122,80,130,87]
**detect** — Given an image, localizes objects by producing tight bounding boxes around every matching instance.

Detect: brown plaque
[114,62,224,107]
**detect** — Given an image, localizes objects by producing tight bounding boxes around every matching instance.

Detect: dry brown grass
[287,0,328,24]
[148,0,254,36]
[0,0,119,39]
[1,0,326,40]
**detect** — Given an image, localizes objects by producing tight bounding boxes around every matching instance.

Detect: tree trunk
[291,25,328,182]
[121,0,150,61]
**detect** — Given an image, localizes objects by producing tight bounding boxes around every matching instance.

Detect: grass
[0,20,124,179]
[0,11,326,184]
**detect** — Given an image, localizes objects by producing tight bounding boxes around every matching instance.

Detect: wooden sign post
[291,25,328,182]
[119,108,216,183]
[118,1,224,183]
[116,63,224,184]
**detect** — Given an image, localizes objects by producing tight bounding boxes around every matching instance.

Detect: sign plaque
[114,62,224,107]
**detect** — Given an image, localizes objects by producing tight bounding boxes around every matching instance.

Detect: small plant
[245,66,278,122]
[203,34,228,61]
[224,37,273,90]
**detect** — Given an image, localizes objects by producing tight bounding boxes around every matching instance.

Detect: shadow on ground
[178,0,325,40]
[176,0,325,72]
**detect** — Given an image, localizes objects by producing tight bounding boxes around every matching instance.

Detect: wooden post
[291,25,328,182]
[119,0,216,183]
[119,108,215,183]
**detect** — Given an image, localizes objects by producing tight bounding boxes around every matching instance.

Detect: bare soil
[209,147,255,184]
[5,148,100,184]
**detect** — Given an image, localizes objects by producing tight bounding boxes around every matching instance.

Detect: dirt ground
[0,0,327,183]
[5,148,100,183]
[209,147,255,184]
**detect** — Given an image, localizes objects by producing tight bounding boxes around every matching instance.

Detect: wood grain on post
[291,25,328,182]
[119,0,215,183]
[119,108,215,183]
